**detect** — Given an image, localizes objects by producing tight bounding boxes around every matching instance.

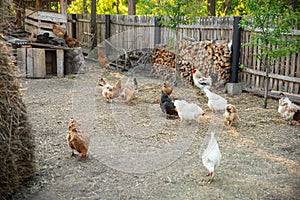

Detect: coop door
[45,50,57,76]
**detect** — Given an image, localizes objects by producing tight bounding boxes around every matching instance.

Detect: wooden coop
[13,0,84,78]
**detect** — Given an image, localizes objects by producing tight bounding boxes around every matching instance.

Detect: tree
[240,0,300,108]
[208,0,216,16]
[128,0,136,15]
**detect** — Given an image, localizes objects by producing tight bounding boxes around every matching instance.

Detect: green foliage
[240,0,299,62]
[68,0,128,14]
[239,0,299,107]
[216,0,250,16]
[137,0,208,28]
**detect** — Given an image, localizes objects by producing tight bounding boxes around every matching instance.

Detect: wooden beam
[243,67,300,83]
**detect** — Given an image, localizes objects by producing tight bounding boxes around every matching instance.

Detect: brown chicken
[162,81,173,95]
[52,24,66,38]
[223,104,238,127]
[67,117,90,159]
[64,34,79,48]
[98,49,110,68]
[29,32,37,43]
[98,78,122,103]
[120,78,138,104]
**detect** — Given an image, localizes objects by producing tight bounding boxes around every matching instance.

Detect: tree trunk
[116,0,120,14]
[128,0,136,15]
[91,0,97,48]
[263,56,269,108]
[82,0,88,14]
[208,0,216,16]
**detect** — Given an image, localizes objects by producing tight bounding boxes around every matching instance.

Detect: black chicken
[160,91,178,118]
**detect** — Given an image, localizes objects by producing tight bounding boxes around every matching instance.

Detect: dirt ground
[11,59,300,200]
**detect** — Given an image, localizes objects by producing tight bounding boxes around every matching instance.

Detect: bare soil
[11,60,300,200]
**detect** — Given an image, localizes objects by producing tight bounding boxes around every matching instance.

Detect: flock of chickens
[66,66,299,184]
[29,24,79,48]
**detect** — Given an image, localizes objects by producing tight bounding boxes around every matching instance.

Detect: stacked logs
[151,40,232,86]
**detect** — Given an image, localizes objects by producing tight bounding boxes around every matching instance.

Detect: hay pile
[0,42,36,198]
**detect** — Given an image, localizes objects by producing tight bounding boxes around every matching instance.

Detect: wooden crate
[25,8,67,37]
[17,47,64,78]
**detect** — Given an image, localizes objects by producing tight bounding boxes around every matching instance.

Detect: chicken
[278,93,291,117]
[162,81,173,95]
[283,103,300,125]
[223,104,238,127]
[64,34,79,48]
[67,117,90,159]
[98,49,110,68]
[160,91,178,118]
[174,100,204,122]
[203,88,227,112]
[29,32,37,43]
[201,132,222,183]
[120,78,138,104]
[192,67,212,91]
[52,24,67,38]
[37,32,51,44]
[98,78,122,103]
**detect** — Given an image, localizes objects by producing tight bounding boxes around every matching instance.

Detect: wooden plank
[56,49,64,77]
[33,48,46,78]
[284,55,290,91]
[278,56,284,91]
[26,48,34,78]
[26,9,67,23]
[273,57,280,90]
[289,54,296,93]
[17,47,27,78]
[243,67,300,83]
[295,53,300,93]
[243,87,300,104]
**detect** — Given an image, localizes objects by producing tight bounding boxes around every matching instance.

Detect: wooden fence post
[154,16,162,45]
[105,14,111,55]
[71,14,77,39]
[231,16,242,83]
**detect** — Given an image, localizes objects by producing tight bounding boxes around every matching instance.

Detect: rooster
[192,67,212,92]
[203,88,227,112]
[223,104,238,127]
[160,91,178,118]
[174,100,204,123]
[201,132,222,183]
[120,78,138,104]
[162,81,173,95]
[98,78,122,103]
[67,117,90,159]
[52,24,66,38]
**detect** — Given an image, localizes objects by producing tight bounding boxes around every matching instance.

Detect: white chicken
[278,93,291,117]
[174,100,205,122]
[283,103,300,125]
[203,88,227,112]
[98,78,122,103]
[201,132,222,183]
[192,67,212,91]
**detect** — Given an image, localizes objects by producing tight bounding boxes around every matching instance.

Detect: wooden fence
[239,29,300,95]
[66,14,299,96]
[67,14,234,51]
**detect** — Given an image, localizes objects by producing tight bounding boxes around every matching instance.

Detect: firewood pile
[151,40,232,87]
